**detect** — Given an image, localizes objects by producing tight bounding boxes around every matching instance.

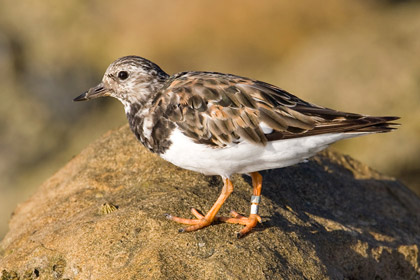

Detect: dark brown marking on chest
[127,103,175,154]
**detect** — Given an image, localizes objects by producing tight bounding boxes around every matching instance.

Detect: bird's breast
[127,105,175,154]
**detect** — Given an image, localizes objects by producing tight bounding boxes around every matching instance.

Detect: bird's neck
[118,86,156,115]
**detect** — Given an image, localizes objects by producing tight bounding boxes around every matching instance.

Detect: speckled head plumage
[74,56,169,111]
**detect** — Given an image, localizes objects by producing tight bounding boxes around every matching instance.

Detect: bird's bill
[73,82,109,101]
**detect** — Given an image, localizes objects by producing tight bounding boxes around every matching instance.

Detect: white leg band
[250,204,259,215]
[250,195,261,215]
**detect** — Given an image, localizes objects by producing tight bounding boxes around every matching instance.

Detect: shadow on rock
[254,152,420,279]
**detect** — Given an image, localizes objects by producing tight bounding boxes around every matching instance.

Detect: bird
[74,55,399,238]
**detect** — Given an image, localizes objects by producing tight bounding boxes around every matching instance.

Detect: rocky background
[1,126,419,279]
[0,0,419,240]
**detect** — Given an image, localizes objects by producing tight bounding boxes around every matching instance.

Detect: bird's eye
[118,71,129,80]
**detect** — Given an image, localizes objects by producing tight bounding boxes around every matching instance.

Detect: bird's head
[74,56,169,110]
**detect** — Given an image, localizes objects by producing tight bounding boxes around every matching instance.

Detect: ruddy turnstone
[74,56,399,238]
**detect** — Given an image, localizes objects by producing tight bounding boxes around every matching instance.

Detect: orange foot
[166,177,234,233]
[218,210,262,238]
[165,208,213,232]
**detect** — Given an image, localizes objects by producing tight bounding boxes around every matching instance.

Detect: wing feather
[156,72,398,147]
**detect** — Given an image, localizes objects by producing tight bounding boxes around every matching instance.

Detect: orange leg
[218,172,262,238]
[165,177,234,232]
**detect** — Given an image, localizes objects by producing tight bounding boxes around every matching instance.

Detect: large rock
[1,125,419,279]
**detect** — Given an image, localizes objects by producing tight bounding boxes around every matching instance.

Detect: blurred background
[0,0,419,239]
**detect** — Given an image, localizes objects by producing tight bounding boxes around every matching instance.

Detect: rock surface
[1,125,419,280]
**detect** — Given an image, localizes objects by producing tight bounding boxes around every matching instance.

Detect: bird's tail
[340,116,400,134]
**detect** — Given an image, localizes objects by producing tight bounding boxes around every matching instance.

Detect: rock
[1,125,419,280]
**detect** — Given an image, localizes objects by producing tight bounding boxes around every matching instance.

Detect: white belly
[160,128,367,177]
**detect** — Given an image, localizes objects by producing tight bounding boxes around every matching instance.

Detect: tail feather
[347,116,399,133]
[338,116,400,133]
[266,115,400,141]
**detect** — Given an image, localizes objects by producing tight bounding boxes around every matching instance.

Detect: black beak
[73,82,109,102]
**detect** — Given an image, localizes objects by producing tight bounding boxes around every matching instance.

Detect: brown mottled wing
[158,72,398,147]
